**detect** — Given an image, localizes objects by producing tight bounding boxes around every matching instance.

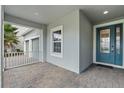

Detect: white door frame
[93,19,124,69]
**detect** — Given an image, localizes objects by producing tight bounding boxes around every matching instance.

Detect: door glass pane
[100,29,110,53]
[116,27,120,54]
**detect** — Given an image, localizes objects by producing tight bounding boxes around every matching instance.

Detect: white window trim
[50,25,63,58]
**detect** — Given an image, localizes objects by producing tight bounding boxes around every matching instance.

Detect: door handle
[111,46,114,52]
[111,49,114,52]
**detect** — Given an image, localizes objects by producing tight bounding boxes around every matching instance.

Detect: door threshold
[95,64,113,69]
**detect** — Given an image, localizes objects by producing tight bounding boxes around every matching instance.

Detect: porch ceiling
[4,5,124,24]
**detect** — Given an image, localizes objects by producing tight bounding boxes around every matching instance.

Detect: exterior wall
[47,10,80,73]
[23,28,44,62]
[79,10,93,73]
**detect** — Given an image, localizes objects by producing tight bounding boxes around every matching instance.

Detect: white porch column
[42,24,47,62]
[23,41,26,56]
[24,41,26,52]
[0,5,4,88]
[29,39,32,57]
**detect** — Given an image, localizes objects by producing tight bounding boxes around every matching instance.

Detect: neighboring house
[3,6,124,74]
[22,28,43,61]
[12,24,33,52]
[4,22,33,52]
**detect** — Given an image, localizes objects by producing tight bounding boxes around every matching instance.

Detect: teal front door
[96,24,123,66]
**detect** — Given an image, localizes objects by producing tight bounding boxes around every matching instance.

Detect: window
[50,26,63,57]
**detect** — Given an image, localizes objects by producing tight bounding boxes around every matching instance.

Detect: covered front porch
[1,5,124,88]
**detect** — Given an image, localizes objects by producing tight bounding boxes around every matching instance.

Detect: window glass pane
[100,29,110,53]
[53,30,62,41]
[53,42,61,53]
[116,27,120,54]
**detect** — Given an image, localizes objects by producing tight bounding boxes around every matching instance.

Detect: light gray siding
[79,10,93,73]
[47,10,80,73]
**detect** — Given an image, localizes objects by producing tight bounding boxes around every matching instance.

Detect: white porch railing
[4,52,40,70]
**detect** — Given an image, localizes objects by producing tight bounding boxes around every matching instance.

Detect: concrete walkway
[4,62,124,88]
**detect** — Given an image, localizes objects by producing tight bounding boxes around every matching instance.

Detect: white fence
[4,52,40,69]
